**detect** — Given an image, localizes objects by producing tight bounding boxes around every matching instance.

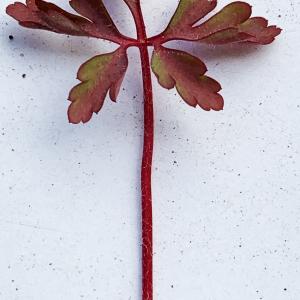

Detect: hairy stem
[125,1,154,299]
[124,1,154,298]
[139,43,154,300]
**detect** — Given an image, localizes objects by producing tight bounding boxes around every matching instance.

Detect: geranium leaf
[68,48,128,124]
[6,0,122,41]
[151,46,223,111]
[161,1,281,45]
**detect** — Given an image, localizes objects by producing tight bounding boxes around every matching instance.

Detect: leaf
[68,48,128,124]
[151,46,223,111]
[162,1,281,45]
[6,0,122,41]
[163,0,217,39]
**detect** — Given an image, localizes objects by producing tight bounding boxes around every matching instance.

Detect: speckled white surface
[0,0,299,299]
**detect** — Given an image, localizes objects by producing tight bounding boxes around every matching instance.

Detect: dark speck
[22,74,26,78]
[9,35,14,40]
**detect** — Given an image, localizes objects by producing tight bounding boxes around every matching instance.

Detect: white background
[0,0,299,299]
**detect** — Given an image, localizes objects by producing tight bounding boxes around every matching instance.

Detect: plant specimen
[6,0,281,299]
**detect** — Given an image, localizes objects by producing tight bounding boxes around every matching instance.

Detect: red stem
[125,1,154,299]
[139,44,154,300]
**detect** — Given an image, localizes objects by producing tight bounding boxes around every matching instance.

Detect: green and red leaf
[151,46,223,111]
[161,1,281,45]
[6,0,122,41]
[68,48,128,124]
